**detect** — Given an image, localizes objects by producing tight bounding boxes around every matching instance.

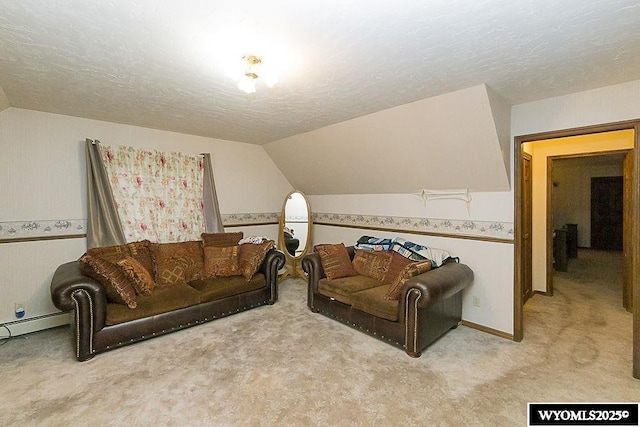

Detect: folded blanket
[239,236,270,245]
[392,237,456,267]
[355,235,394,251]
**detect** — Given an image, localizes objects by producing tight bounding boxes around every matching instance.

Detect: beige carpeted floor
[0,249,637,426]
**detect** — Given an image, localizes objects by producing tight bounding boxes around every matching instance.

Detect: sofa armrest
[302,253,324,288]
[400,261,474,309]
[259,248,285,303]
[51,261,108,330]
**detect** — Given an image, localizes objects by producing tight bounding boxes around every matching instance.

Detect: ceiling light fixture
[237,54,278,94]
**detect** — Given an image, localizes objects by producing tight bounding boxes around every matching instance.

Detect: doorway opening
[547,152,630,300]
[514,121,639,379]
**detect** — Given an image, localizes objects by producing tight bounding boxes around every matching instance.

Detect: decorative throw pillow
[315,243,357,280]
[87,243,130,263]
[382,251,415,285]
[384,260,433,301]
[152,241,204,287]
[117,256,155,295]
[126,240,156,276]
[204,245,241,278]
[238,240,274,281]
[79,254,137,308]
[201,232,244,247]
[352,250,393,281]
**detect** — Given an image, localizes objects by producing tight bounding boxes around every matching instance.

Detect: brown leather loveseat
[302,245,473,357]
[50,234,285,361]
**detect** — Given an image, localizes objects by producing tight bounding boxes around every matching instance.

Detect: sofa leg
[406,350,422,358]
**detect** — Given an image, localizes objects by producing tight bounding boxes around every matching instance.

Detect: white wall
[0,107,292,326]
[512,80,640,137]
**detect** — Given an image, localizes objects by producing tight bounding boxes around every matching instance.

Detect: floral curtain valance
[99,143,206,243]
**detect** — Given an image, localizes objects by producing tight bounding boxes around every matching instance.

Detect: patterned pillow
[201,232,244,247]
[315,243,357,280]
[87,243,130,263]
[384,260,433,300]
[382,251,415,285]
[238,240,274,281]
[117,256,155,295]
[126,239,156,276]
[79,254,137,308]
[352,250,393,281]
[204,245,241,278]
[152,241,204,287]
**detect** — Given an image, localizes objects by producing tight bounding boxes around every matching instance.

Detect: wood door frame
[513,119,640,379]
[521,152,533,303]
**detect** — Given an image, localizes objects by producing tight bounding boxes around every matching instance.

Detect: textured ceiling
[1,0,640,144]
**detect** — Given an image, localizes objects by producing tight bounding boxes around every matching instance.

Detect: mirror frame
[278,190,312,279]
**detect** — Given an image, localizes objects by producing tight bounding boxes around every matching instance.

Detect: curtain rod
[85,138,101,144]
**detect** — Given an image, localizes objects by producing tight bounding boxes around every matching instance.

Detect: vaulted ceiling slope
[264,85,511,194]
[1,1,640,144]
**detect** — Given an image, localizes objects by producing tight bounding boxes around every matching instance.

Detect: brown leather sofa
[302,246,473,357]
[51,248,284,361]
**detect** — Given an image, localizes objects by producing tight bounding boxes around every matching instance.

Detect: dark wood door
[522,153,533,303]
[591,176,623,250]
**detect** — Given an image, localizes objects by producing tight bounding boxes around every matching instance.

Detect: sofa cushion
[117,256,155,295]
[152,241,204,287]
[126,239,156,276]
[203,245,240,278]
[187,273,266,303]
[352,249,392,281]
[351,285,399,321]
[385,260,433,300]
[382,251,415,285]
[315,243,357,280]
[201,232,244,247]
[79,254,137,309]
[318,275,382,305]
[105,283,201,325]
[238,240,274,281]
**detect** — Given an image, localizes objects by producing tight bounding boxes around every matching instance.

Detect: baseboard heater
[2,312,71,337]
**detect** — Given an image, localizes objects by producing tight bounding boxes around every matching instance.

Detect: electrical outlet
[473,296,480,307]
[15,302,25,319]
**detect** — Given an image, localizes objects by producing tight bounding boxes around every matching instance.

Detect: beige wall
[265,84,511,194]
[0,107,292,326]
[553,159,623,247]
[524,131,633,292]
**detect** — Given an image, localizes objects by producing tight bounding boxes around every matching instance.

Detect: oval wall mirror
[278,190,312,280]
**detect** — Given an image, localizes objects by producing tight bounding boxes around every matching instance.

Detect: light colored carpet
[0,249,637,426]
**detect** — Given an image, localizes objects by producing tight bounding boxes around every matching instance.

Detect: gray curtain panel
[85,139,126,248]
[203,153,224,233]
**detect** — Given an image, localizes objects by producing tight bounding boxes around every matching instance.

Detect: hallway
[524,248,632,384]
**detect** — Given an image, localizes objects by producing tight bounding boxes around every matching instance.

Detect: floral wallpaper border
[0,213,514,242]
[221,212,280,226]
[312,213,514,242]
[0,219,87,241]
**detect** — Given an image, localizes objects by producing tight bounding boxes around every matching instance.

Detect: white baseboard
[1,312,71,337]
